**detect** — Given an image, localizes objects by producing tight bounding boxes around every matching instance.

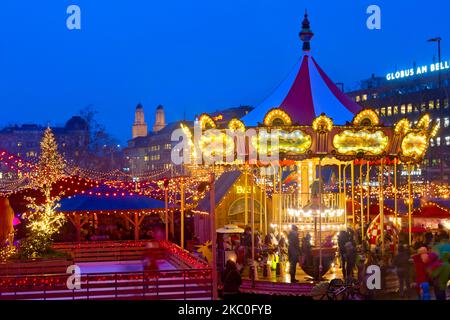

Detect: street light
[428,37,442,88]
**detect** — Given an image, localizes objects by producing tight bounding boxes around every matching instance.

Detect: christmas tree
[21,127,66,258]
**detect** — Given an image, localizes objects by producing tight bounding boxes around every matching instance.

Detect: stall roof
[59,187,172,213]
[195,171,241,213]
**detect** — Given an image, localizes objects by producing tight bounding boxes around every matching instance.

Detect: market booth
[58,186,176,241]
[411,200,450,230]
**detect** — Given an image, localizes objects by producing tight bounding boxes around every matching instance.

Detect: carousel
[182,14,438,280]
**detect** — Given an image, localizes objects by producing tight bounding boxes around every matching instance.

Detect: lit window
[445,118,449,128]
[355,96,361,102]
[144,156,149,161]
[444,99,449,108]
[446,136,450,146]
[430,138,435,147]
[421,103,426,112]
[381,108,386,116]
[436,118,441,127]
[436,137,441,146]
[407,104,413,113]
[17,142,22,147]
[387,106,392,116]
[429,100,435,110]
[393,105,398,115]
[362,94,368,101]
[436,99,441,109]
[401,105,406,114]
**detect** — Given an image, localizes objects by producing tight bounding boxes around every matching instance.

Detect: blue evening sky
[0,0,449,143]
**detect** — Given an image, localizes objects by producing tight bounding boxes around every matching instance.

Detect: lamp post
[428,37,442,88]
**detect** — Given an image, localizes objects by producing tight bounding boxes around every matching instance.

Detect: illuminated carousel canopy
[241,13,361,126]
[183,15,439,165]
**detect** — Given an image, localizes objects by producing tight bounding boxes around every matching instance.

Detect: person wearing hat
[412,247,432,299]
[288,224,301,283]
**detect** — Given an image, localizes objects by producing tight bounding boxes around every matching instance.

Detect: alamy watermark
[170,124,282,166]
[366,5,381,30]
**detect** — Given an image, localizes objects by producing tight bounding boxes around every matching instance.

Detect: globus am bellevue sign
[386,60,450,81]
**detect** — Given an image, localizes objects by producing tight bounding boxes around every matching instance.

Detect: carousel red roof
[241,13,362,126]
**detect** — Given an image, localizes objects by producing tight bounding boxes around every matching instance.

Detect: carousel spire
[299,10,314,52]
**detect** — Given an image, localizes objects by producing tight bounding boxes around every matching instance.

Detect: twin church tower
[132,103,166,139]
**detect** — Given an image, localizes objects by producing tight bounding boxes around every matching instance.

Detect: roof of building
[59,187,172,212]
[241,14,361,126]
[65,116,88,131]
[195,171,241,213]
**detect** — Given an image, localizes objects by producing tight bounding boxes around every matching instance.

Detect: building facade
[124,104,253,176]
[0,116,90,165]
[347,62,450,183]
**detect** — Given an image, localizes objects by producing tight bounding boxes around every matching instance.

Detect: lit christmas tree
[21,127,66,258]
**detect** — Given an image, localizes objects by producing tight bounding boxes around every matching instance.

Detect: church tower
[132,103,148,139]
[153,104,166,132]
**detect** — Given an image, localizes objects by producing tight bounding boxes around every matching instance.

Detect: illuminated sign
[386,60,450,81]
[235,186,256,194]
[332,130,389,155]
[401,169,422,176]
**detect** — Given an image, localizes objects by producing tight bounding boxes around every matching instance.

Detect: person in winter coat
[393,245,411,297]
[412,247,432,299]
[431,252,450,300]
[223,260,242,300]
[288,225,301,283]
[344,242,357,280]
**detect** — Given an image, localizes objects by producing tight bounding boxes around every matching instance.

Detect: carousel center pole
[264,168,268,236]
[343,163,349,228]
[259,169,263,233]
[165,184,169,241]
[318,158,323,276]
[244,165,248,226]
[394,160,398,222]
[180,177,185,249]
[359,162,364,241]
[351,161,355,226]
[380,159,385,255]
[209,171,218,300]
[250,166,256,287]
[278,165,282,236]
[408,163,413,246]
[366,162,371,224]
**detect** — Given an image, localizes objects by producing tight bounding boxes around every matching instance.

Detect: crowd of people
[220,222,450,300]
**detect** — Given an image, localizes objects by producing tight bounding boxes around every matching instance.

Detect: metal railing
[0,268,212,300]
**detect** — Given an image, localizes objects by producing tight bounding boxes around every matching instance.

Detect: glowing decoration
[416,114,431,131]
[252,130,312,155]
[394,119,411,135]
[401,132,428,159]
[333,130,388,155]
[21,128,67,258]
[235,185,257,194]
[263,109,292,126]
[430,122,440,139]
[228,118,245,132]
[312,115,333,132]
[199,129,235,160]
[352,109,380,127]
[198,114,216,130]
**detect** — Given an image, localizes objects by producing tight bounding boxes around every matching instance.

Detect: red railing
[0,268,212,300]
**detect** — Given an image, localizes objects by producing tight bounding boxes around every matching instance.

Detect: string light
[312,114,333,132]
[352,109,379,127]
[263,109,292,126]
[333,130,388,155]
